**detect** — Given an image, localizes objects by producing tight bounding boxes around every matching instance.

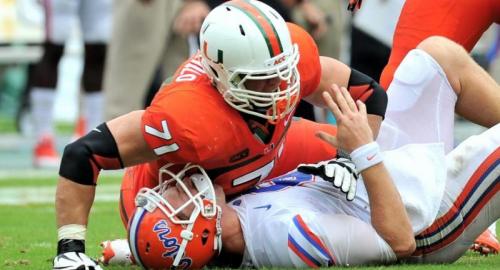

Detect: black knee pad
[82,43,107,92]
[59,123,123,185]
[32,42,64,88]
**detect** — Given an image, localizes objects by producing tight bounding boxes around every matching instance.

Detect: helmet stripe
[128,208,147,269]
[227,0,283,57]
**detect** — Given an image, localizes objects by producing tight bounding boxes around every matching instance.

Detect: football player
[125,120,499,267]
[379,0,500,253]
[103,36,500,268]
[30,0,111,168]
[53,1,388,268]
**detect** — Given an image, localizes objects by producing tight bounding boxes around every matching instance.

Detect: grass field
[0,174,499,269]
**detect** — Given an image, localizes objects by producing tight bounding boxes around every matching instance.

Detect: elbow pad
[348,68,388,118]
[59,123,124,185]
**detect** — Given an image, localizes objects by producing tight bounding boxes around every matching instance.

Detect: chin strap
[214,205,223,255]
[173,208,199,267]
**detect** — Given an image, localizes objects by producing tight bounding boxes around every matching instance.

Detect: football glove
[298,158,359,201]
[99,239,134,265]
[53,251,102,270]
[347,0,362,12]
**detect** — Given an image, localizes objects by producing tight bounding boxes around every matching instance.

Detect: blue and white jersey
[230,125,500,267]
[229,171,395,267]
[229,142,451,267]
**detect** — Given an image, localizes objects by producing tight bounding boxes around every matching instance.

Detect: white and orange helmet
[200,0,300,121]
[128,164,222,269]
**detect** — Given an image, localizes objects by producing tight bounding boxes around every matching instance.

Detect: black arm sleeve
[347,68,388,118]
[59,123,124,185]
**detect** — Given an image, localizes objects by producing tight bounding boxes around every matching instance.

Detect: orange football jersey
[141,23,324,195]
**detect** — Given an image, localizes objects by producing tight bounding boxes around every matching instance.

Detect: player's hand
[347,0,362,12]
[317,84,373,153]
[299,1,328,39]
[298,158,358,201]
[173,0,210,36]
[53,252,103,270]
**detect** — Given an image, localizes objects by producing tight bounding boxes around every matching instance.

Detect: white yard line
[0,184,120,205]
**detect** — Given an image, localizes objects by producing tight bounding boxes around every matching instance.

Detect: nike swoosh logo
[253,204,272,211]
[367,154,377,161]
[93,128,102,133]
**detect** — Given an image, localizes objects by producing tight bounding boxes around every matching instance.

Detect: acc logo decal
[153,220,193,268]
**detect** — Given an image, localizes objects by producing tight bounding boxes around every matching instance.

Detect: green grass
[0,117,16,133]
[0,174,499,269]
[0,175,122,188]
[0,116,77,134]
[0,202,141,269]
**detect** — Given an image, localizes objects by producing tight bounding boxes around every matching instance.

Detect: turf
[0,116,77,134]
[0,175,498,269]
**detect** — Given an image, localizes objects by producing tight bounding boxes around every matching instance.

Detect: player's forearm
[362,163,416,258]
[367,114,382,138]
[55,177,96,227]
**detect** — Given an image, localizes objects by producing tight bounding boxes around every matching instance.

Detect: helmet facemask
[203,44,300,122]
[129,164,222,269]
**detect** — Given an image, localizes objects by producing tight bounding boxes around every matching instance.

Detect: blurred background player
[103,0,195,120]
[291,0,348,122]
[349,0,404,81]
[28,0,111,168]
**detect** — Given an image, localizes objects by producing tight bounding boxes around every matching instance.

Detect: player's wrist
[350,142,383,172]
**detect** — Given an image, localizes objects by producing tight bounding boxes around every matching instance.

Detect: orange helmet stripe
[227,0,284,57]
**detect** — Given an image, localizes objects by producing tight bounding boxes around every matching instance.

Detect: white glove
[297,158,359,201]
[53,251,103,270]
[99,239,133,265]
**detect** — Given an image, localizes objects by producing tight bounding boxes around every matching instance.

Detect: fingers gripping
[297,158,359,201]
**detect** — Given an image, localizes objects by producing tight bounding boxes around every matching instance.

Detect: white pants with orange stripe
[407,124,500,263]
[377,48,499,263]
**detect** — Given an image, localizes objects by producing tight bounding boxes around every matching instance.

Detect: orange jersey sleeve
[287,23,321,98]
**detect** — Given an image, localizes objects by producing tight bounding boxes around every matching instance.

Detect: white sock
[488,222,497,237]
[83,92,103,133]
[30,87,56,141]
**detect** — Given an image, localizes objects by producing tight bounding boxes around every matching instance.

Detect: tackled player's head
[200,0,300,122]
[127,164,222,269]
